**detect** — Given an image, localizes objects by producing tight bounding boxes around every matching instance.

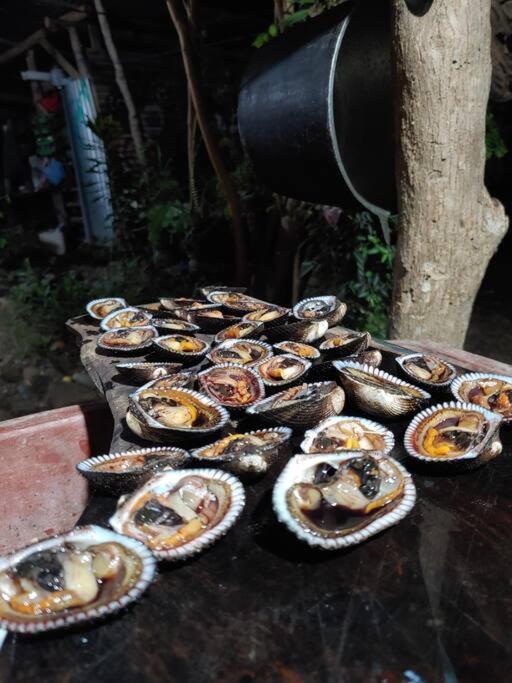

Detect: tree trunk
[166,0,248,284]
[390,0,508,347]
[93,0,146,167]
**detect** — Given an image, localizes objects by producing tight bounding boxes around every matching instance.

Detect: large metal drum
[238,0,396,215]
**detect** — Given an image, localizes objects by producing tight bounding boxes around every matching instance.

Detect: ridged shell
[301,416,395,455]
[208,339,273,367]
[214,321,263,343]
[76,446,190,493]
[115,361,183,384]
[86,297,127,320]
[292,295,347,326]
[152,318,200,334]
[319,331,370,359]
[273,341,321,360]
[100,307,152,332]
[97,326,158,355]
[172,304,220,321]
[333,361,430,418]
[404,400,503,469]
[199,285,247,298]
[206,290,272,313]
[265,319,329,344]
[345,349,382,368]
[187,309,241,332]
[197,363,265,410]
[272,452,416,549]
[128,385,229,445]
[256,353,311,388]
[246,381,345,428]
[0,525,155,634]
[242,307,290,329]
[109,469,245,561]
[159,297,205,311]
[153,334,210,364]
[396,353,456,389]
[451,372,512,424]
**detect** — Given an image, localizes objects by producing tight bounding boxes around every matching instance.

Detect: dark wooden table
[1,317,511,683]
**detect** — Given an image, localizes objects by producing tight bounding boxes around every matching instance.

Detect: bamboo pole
[93,0,146,167]
[166,0,247,284]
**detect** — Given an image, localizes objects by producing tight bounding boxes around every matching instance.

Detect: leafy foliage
[486,111,507,160]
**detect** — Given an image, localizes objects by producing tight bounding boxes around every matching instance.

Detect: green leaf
[268,23,279,37]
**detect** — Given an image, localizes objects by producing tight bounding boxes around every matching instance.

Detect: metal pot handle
[404,0,434,16]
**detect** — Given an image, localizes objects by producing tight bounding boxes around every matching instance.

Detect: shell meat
[198,363,265,409]
[396,353,456,388]
[404,400,503,468]
[273,452,416,549]
[208,339,272,367]
[109,469,245,561]
[214,321,263,343]
[191,428,291,476]
[77,446,190,493]
[273,341,321,360]
[160,297,205,311]
[301,416,394,455]
[451,373,512,423]
[257,354,311,388]
[115,361,183,384]
[266,319,329,344]
[206,290,270,313]
[128,386,229,444]
[333,361,430,418]
[188,308,240,332]
[152,318,200,334]
[86,297,127,320]
[292,296,347,326]
[242,307,289,328]
[199,285,247,298]
[319,331,370,359]
[153,334,210,363]
[97,326,158,354]
[100,307,152,331]
[0,525,155,633]
[246,381,345,428]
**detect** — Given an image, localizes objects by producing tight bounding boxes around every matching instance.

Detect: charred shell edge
[403,400,504,464]
[0,524,156,634]
[292,296,347,325]
[450,372,512,423]
[152,319,200,333]
[99,307,153,332]
[300,415,395,455]
[97,326,158,354]
[207,338,273,365]
[197,363,265,409]
[130,385,230,434]
[153,335,211,358]
[266,319,329,344]
[109,469,245,561]
[214,321,264,344]
[86,297,127,320]
[190,426,292,463]
[333,360,431,399]
[273,341,321,360]
[256,353,312,388]
[245,380,341,417]
[396,353,457,388]
[77,446,190,480]
[272,453,416,550]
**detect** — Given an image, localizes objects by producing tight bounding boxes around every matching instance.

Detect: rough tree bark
[390,0,509,347]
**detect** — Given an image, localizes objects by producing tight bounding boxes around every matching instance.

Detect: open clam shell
[191,427,292,476]
[333,361,430,418]
[159,297,206,311]
[451,372,512,424]
[172,303,220,321]
[214,321,263,343]
[86,297,127,320]
[0,525,156,634]
[396,353,456,389]
[301,416,395,455]
[205,290,271,313]
[199,285,247,298]
[246,381,345,429]
[319,331,370,359]
[97,326,158,355]
[404,400,503,469]
[115,361,183,384]
[197,363,265,410]
[153,334,210,364]
[77,446,190,493]
[152,318,200,334]
[128,385,229,445]
[100,307,153,332]
[208,339,273,367]
[265,319,329,344]
[273,341,321,360]
[143,372,196,391]
[292,295,347,326]
[109,469,245,561]
[188,309,241,333]
[272,452,416,550]
[256,353,311,389]
[242,307,290,329]
[345,349,382,368]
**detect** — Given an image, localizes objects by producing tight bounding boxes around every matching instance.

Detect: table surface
[1,317,511,683]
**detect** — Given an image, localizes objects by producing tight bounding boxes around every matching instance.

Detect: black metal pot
[238,0,396,215]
